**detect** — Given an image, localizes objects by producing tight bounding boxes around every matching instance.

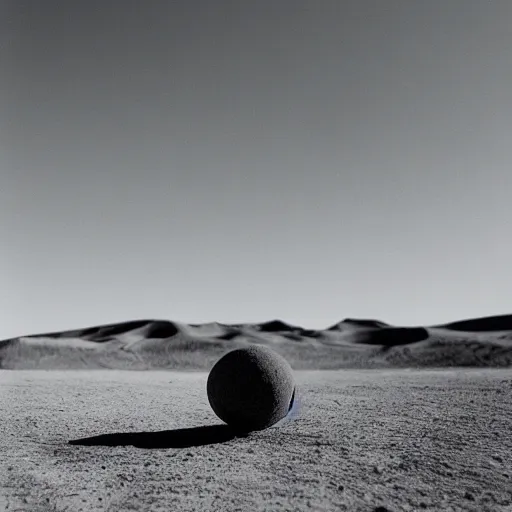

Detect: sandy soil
[1,369,511,511]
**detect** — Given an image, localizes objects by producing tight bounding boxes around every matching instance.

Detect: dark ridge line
[435,314,512,332]
[257,320,302,332]
[327,318,391,331]
[6,319,172,342]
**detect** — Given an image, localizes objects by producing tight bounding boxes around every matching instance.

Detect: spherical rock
[207,345,296,432]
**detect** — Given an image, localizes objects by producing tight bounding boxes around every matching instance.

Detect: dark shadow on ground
[68,424,248,449]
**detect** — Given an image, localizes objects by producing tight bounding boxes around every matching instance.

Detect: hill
[1,314,512,370]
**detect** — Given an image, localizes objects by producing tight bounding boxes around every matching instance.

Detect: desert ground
[1,368,511,512]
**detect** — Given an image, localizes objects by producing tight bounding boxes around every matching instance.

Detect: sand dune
[328,318,391,331]
[1,314,512,370]
[436,314,512,332]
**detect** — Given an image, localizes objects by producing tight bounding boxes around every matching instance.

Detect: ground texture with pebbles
[1,369,511,512]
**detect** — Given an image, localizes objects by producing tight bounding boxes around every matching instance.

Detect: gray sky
[2,1,512,338]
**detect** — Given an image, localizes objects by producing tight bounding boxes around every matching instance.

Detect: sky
[1,1,512,338]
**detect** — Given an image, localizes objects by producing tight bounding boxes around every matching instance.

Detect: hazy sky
[2,1,512,338]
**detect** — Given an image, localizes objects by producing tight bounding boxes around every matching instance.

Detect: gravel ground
[1,369,511,512]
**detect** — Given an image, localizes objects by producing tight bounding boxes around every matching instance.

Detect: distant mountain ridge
[1,314,512,370]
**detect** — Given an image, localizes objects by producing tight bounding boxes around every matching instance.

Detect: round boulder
[207,345,296,432]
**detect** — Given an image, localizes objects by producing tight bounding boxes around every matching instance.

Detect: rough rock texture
[207,346,296,432]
